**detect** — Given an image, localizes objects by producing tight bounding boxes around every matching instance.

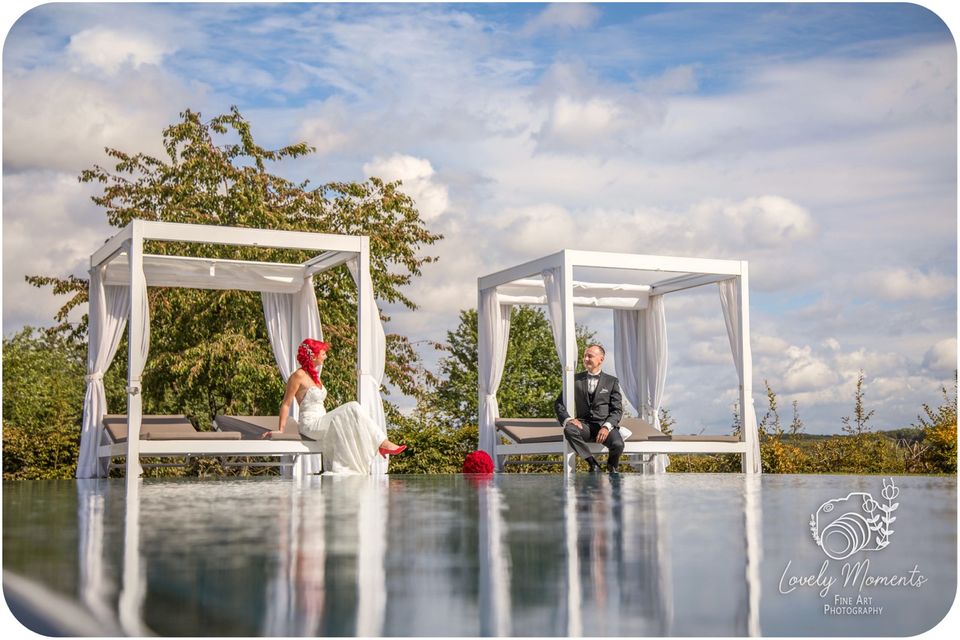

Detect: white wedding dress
[297,385,387,475]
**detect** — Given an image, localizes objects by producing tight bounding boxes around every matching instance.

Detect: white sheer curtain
[347,259,389,475]
[614,302,669,475]
[642,295,668,473]
[613,310,642,414]
[77,267,131,478]
[262,276,324,475]
[541,269,566,364]
[719,279,761,473]
[262,276,324,381]
[478,289,512,458]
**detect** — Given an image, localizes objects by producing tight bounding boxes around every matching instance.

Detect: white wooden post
[561,252,578,476]
[739,263,756,474]
[357,239,372,406]
[125,224,145,483]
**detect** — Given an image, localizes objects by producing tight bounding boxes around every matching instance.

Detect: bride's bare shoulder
[288,368,310,385]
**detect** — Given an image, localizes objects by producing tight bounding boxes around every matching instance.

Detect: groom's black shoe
[586,457,602,473]
[606,464,620,475]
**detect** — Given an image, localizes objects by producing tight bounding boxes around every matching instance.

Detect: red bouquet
[462,450,494,474]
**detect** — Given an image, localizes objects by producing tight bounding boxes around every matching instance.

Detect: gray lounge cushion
[493,416,740,446]
[495,418,563,444]
[619,417,672,441]
[102,415,240,443]
[214,415,308,441]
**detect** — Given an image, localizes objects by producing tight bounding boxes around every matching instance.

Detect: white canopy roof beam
[496,294,650,310]
[303,250,357,277]
[477,251,564,292]
[91,224,134,269]
[136,220,364,252]
[102,253,307,293]
[566,249,742,276]
[651,273,735,295]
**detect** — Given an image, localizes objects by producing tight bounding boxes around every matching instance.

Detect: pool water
[3,474,956,636]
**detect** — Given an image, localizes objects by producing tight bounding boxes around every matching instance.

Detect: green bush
[3,328,87,479]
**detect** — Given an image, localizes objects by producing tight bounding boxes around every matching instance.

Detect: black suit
[555,371,625,468]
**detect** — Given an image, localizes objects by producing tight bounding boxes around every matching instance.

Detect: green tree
[27,107,442,427]
[912,373,958,473]
[788,399,805,438]
[841,369,875,435]
[658,407,675,435]
[430,306,594,428]
[914,373,958,430]
[759,379,782,437]
[2,328,125,478]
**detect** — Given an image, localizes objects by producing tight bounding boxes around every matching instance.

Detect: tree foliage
[2,328,123,479]
[841,369,875,435]
[27,107,442,425]
[430,306,594,429]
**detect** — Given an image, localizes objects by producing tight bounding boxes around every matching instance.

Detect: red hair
[297,339,330,385]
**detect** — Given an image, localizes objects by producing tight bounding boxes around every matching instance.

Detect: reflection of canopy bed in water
[477,250,761,475]
[76,220,388,480]
[479,475,762,635]
[76,476,389,636]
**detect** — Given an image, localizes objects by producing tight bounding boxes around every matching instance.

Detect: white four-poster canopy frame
[477,249,760,475]
[78,219,386,482]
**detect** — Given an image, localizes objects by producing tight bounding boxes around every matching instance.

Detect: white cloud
[534,95,629,150]
[864,267,955,301]
[496,203,579,255]
[687,339,733,365]
[297,98,353,155]
[2,68,194,172]
[363,154,449,220]
[67,26,176,74]
[753,334,791,357]
[923,338,957,373]
[525,3,600,33]
[691,196,817,248]
[781,345,841,392]
[2,172,112,329]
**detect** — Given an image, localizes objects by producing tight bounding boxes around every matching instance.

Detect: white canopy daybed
[76,220,388,481]
[477,249,760,476]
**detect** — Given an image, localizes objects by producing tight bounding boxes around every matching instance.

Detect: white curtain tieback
[84,372,104,382]
[126,378,142,395]
[564,366,575,372]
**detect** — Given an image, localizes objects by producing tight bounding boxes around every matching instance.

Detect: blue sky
[3,2,957,434]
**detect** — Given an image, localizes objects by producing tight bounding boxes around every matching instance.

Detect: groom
[555,344,625,473]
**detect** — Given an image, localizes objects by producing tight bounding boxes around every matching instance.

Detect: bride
[267,338,406,474]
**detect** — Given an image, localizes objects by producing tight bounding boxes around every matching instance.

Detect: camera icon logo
[810,478,900,560]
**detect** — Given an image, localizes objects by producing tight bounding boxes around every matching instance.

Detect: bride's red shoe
[378,444,407,458]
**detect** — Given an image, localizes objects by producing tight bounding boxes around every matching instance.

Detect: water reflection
[66,475,763,636]
[76,480,124,635]
[14,474,941,635]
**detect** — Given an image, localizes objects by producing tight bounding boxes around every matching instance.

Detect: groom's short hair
[587,343,605,356]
